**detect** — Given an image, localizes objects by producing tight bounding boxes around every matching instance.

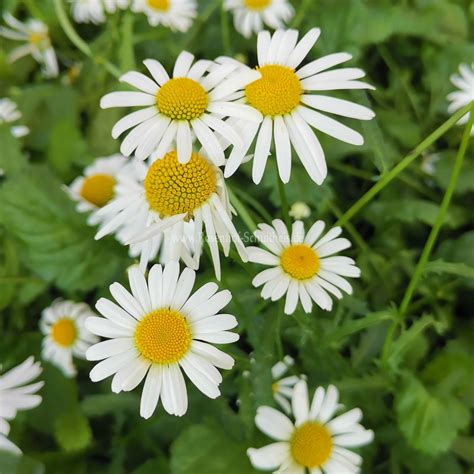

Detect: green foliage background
[0,0,473,473]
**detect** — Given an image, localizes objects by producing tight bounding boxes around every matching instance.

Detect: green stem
[228,187,257,232]
[336,102,472,227]
[290,0,312,28]
[53,0,121,78]
[277,174,291,228]
[232,187,273,223]
[220,4,231,56]
[399,104,473,317]
[275,300,284,360]
[382,102,473,363]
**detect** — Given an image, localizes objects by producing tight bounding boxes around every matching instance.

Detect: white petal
[317,384,339,423]
[273,115,292,183]
[110,282,145,319]
[173,51,194,77]
[120,71,159,95]
[176,121,193,163]
[128,266,152,313]
[100,91,156,108]
[255,406,294,441]
[111,107,158,139]
[301,94,375,120]
[333,430,374,448]
[292,380,309,425]
[190,340,235,370]
[296,52,353,79]
[140,365,163,419]
[143,59,170,86]
[86,338,133,361]
[287,28,321,69]
[252,116,273,184]
[247,442,289,470]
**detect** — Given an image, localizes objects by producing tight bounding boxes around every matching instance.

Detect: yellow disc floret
[29,32,47,46]
[243,0,271,10]
[156,77,208,121]
[245,64,302,116]
[134,309,192,364]
[146,0,169,11]
[290,422,333,468]
[144,150,216,217]
[51,318,77,347]
[80,174,116,208]
[280,244,320,280]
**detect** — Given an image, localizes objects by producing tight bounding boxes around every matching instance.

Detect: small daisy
[40,299,99,377]
[224,0,294,39]
[0,98,29,138]
[0,357,43,455]
[447,63,474,136]
[224,28,375,184]
[86,263,239,418]
[100,51,261,164]
[132,0,197,32]
[70,0,106,24]
[271,355,300,414]
[0,14,58,78]
[248,219,360,315]
[67,154,128,221]
[94,149,248,279]
[248,379,373,473]
[289,201,311,220]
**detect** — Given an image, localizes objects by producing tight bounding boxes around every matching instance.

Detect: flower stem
[53,0,121,78]
[228,186,257,232]
[336,102,472,227]
[382,101,473,364]
[220,3,231,56]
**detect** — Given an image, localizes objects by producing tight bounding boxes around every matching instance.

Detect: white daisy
[132,0,197,32]
[85,263,239,418]
[271,355,300,414]
[0,98,29,138]
[66,154,128,221]
[40,299,99,377]
[224,0,294,39]
[0,14,58,78]
[100,51,262,164]
[248,379,373,473]
[248,219,360,315]
[224,28,375,184]
[447,63,474,136]
[94,149,248,279]
[0,357,43,455]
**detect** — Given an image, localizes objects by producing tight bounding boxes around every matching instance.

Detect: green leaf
[170,425,253,474]
[423,259,474,280]
[132,458,169,474]
[0,164,127,291]
[396,376,470,454]
[0,125,27,176]
[54,411,92,452]
[81,393,139,417]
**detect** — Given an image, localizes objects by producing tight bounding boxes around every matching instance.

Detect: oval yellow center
[51,318,77,347]
[134,309,192,364]
[280,244,320,280]
[80,174,116,208]
[243,0,271,10]
[156,77,208,121]
[144,150,216,217]
[290,422,333,468]
[245,64,302,116]
[146,0,169,11]
[29,32,47,46]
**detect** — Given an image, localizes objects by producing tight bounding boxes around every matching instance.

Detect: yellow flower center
[290,422,333,468]
[156,77,208,121]
[80,174,116,208]
[146,0,169,11]
[144,150,216,217]
[271,382,279,393]
[243,0,271,10]
[29,32,47,46]
[51,318,77,348]
[245,64,302,116]
[134,309,192,364]
[280,244,320,280]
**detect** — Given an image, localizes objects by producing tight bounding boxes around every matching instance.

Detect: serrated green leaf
[170,425,253,474]
[423,259,474,280]
[396,376,470,454]
[0,164,127,291]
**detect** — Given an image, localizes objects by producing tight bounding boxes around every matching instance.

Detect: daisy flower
[289,201,311,220]
[248,219,360,315]
[0,357,43,455]
[132,0,197,32]
[0,14,58,78]
[0,98,29,138]
[447,63,474,136]
[100,51,262,164]
[94,149,248,279]
[271,355,300,414]
[224,0,294,39]
[224,28,375,184]
[248,379,373,473]
[40,299,99,377]
[66,154,128,222]
[85,263,239,418]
